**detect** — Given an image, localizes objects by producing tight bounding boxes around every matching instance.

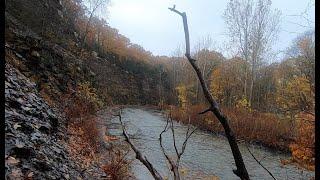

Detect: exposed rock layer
[5,63,87,179]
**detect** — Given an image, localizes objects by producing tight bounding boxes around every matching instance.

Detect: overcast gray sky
[104,0,314,61]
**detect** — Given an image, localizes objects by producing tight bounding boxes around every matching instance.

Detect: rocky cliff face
[5,63,87,179]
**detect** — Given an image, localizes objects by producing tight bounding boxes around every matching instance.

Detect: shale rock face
[5,63,86,179]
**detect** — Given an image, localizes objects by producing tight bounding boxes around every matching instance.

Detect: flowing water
[107,107,314,180]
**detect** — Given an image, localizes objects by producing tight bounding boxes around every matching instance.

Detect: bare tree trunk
[244,67,248,99]
[249,75,253,107]
[196,81,200,103]
[169,6,250,180]
[249,59,255,107]
[97,29,101,52]
[159,68,163,109]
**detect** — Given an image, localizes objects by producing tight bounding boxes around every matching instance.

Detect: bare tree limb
[246,146,276,180]
[117,109,164,180]
[168,6,191,59]
[159,113,197,180]
[159,116,180,180]
[179,125,197,160]
[170,115,180,158]
[169,6,250,180]
[199,108,212,115]
[116,106,196,180]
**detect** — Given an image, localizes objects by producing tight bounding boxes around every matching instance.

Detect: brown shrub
[62,82,103,118]
[289,112,315,170]
[225,108,293,150]
[171,104,293,151]
[80,116,100,150]
[102,150,132,180]
[61,82,103,151]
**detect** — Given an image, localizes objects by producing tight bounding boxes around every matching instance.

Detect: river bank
[168,105,314,171]
[106,107,315,180]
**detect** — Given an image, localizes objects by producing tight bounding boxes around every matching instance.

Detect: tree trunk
[244,66,247,99]
[249,61,255,107]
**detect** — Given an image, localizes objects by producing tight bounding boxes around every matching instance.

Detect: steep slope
[5,2,162,179]
[5,10,163,106]
[5,63,87,179]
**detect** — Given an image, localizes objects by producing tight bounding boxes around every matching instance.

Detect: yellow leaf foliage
[235,96,251,110]
[210,68,224,102]
[276,76,313,113]
[76,82,104,110]
[175,85,188,113]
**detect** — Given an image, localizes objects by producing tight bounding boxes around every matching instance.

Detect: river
[106,107,314,180]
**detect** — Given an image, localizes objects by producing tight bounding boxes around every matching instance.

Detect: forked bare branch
[159,115,179,179]
[159,112,197,180]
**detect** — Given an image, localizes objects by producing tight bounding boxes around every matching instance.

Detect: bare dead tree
[168,6,250,179]
[159,113,197,180]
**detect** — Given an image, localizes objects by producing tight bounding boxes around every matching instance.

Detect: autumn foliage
[171,105,293,150]
[63,82,103,120]
[289,112,315,170]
